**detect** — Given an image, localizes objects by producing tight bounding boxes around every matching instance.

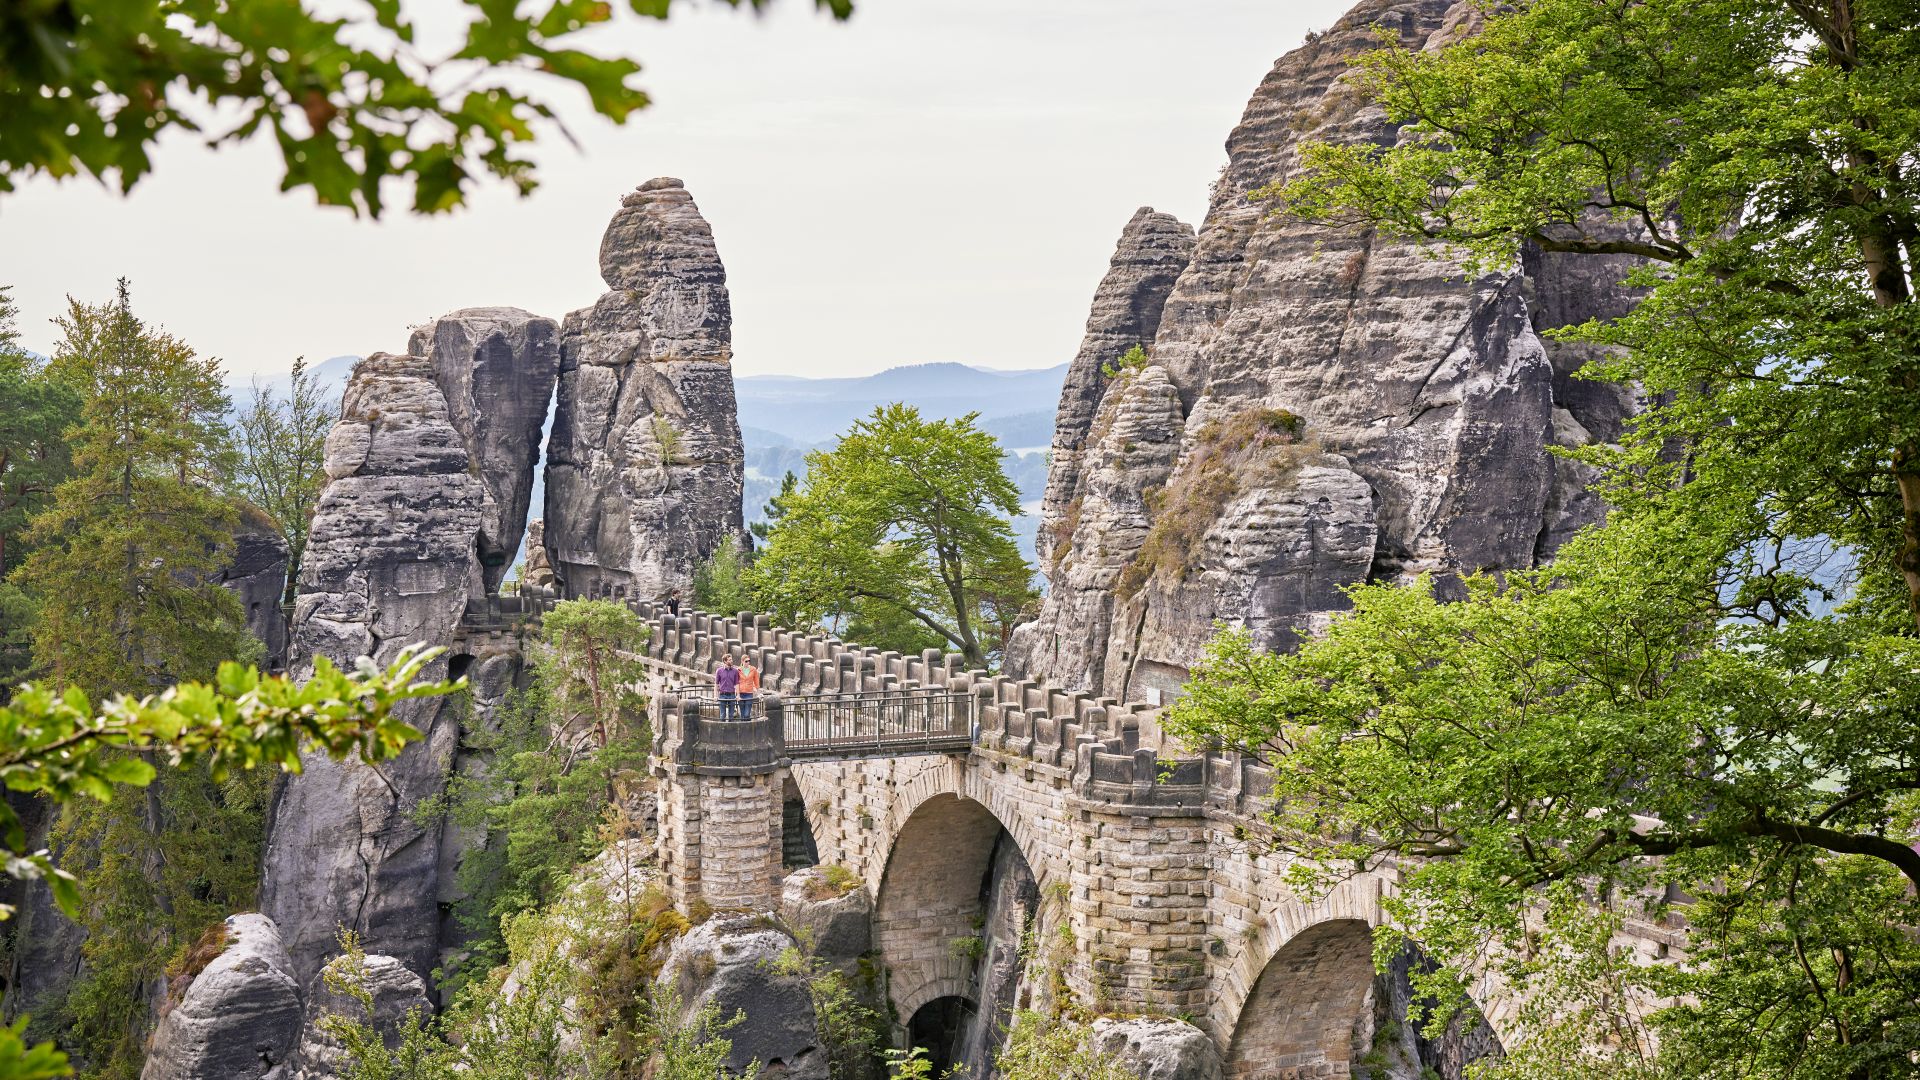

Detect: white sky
[0,0,1347,380]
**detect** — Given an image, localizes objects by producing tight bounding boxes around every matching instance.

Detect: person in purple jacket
[714,654,741,719]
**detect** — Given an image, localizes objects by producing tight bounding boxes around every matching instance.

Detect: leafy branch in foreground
[0,642,460,921]
[0,0,856,216]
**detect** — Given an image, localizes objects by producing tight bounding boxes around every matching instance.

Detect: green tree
[692,535,756,617]
[16,280,246,694]
[0,645,459,1080]
[747,405,1035,668]
[749,470,799,545]
[231,357,335,600]
[1170,512,1920,1075]
[0,0,853,216]
[0,286,79,687]
[1272,0,1920,634]
[1166,3,1920,1073]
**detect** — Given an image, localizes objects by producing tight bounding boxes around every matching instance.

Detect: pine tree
[0,285,79,687]
[19,278,251,693]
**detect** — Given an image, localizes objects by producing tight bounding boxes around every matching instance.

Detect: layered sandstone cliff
[544,177,748,599]
[1009,0,1635,700]
[261,351,485,984]
[407,307,561,594]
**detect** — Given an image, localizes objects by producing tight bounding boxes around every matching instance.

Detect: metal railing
[676,689,974,758]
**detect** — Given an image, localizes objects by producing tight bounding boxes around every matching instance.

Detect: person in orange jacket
[737,656,761,718]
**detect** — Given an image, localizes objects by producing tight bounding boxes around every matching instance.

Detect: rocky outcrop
[658,914,826,1080]
[1011,0,1637,698]
[1035,209,1196,568]
[262,351,484,985]
[219,507,291,667]
[544,178,748,601]
[779,867,873,964]
[1090,1017,1222,1080]
[289,952,433,1080]
[522,518,557,592]
[140,914,304,1080]
[407,307,561,594]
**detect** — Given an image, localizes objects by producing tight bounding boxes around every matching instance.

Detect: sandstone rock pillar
[545,178,748,601]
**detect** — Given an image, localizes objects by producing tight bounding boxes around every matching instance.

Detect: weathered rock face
[522,518,557,592]
[1089,1017,1223,1080]
[544,178,747,601]
[140,914,304,1080]
[220,508,291,668]
[779,867,873,965]
[659,914,827,1080]
[406,307,561,594]
[1035,208,1196,568]
[1011,0,1636,698]
[262,351,484,986]
[289,952,433,1080]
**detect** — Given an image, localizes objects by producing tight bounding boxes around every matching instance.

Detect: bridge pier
[652,694,787,913]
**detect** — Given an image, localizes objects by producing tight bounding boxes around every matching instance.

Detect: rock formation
[406,307,561,594]
[1035,208,1195,568]
[1089,1017,1222,1080]
[261,351,484,985]
[219,507,291,668]
[289,952,433,1080]
[140,914,304,1080]
[521,518,557,592]
[658,914,827,1080]
[1009,0,1637,699]
[778,867,873,964]
[544,177,748,601]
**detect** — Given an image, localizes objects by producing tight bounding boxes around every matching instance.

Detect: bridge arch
[1215,878,1508,1079]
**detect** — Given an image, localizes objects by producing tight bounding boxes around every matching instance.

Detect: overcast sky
[0,1,1349,380]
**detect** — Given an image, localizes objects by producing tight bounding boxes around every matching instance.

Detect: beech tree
[1169,1,1920,1075]
[0,0,853,216]
[748,405,1034,669]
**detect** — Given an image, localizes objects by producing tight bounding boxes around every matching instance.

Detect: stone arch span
[1216,879,1508,1080]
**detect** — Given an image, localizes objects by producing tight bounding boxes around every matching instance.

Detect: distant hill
[225,354,357,404]
[736,362,1069,446]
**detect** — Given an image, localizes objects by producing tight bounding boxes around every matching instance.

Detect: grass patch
[1116,408,1317,600]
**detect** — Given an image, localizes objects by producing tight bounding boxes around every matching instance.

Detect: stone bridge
[463,596,1682,1078]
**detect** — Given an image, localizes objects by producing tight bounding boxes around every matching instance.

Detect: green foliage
[0,645,457,1079]
[692,535,756,617]
[1270,0,1920,635]
[750,471,800,545]
[769,944,885,1080]
[429,600,650,990]
[0,286,79,686]
[17,280,247,695]
[52,760,274,1080]
[747,405,1036,668]
[993,1012,1133,1080]
[230,358,335,602]
[1193,2,1920,1073]
[324,899,743,1080]
[1170,513,1920,1074]
[1098,344,1149,380]
[0,0,853,216]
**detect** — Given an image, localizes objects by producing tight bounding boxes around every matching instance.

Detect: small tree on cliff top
[747,405,1035,669]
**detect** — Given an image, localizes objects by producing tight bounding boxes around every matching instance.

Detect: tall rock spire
[544,177,748,600]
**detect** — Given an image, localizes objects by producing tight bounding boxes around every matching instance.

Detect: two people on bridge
[715,653,761,719]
